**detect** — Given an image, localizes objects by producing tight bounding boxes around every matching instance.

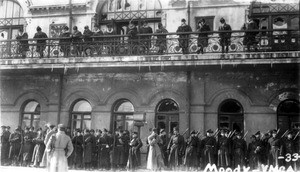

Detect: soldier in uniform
[31,128,45,167]
[127,131,143,171]
[98,128,111,170]
[111,129,125,171]
[268,129,281,167]
[232,132,247,168]
[217,129,230,168]
[1,126,10,165]
[184,130,199,170]
[20,127,34,166]
[158,129,169,167]
[127,22,139,55]
[40,125,57,168]
[176,18,192,54]
[139,20,153,54]
[122,130,131,169]
[59,26,71,57]
[89,129,98,169]
[8,128,22,165]
[280,131,296,169]
[201,129,217,167]
[71,129,83,169]
[71,26,83,56]
[247,132,262,170]
[83,129,93,170]
[33,26,48,58]
[167,127,185,170]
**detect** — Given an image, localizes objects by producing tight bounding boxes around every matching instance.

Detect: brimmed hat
[181,18,186,22]
[191,130,196,135]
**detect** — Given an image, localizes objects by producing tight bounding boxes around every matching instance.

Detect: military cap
[235,131,242,136]
[84,25,89,29]
[30,126,34,130]
[36,26,41,31]
[254,131,261,136]
[206,129,213,133]
[152,128,158,133]
[250,135,256,139]
[37,128,42,131]
[271,129,277,134]
[220,17,225,23]
[75,128,81,133]
[15,128,21,132]
[190,130,196,135]
[220,129,228,134]
[90,129,95,133]
[84,129,90,133]
[287,131,293,135]
[160,129,165,134]
[58,124,65,130]
[103,128,108,132]
[25,127,30,130]
[181,18,186,22]
[133,131,138,135]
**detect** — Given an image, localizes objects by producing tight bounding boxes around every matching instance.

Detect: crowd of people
[1,123,300,171]
[11,16,263,59]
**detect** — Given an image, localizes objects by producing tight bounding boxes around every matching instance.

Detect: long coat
[167,134,185,167]
[232,138,247,168]
[139,26,153,49]
[268,136,281,167]
[158,134,169,166]
[247,139,262,170]
[8,132,22,160]
[16,32,29,52]
[218,24,232,46]
[197,23,211,47]
[59,32,71,53]
[184,136,199,168]
[46,131,73,172]
[217,136,230,167]
[147,133,165,170]
[33,31,48,52]
[201,136,217,166]
[98,134,111,169]
[32,133,45,165]
[155,27,168,52]
[20,132,34,162]
[127,137,143,169]
[40,130,56,167]
[71,135,83,165]
[1,130,10,164]
[83,133,93,163]
[176,24,192,49]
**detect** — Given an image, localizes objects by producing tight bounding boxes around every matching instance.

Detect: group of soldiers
[1,124,300,171]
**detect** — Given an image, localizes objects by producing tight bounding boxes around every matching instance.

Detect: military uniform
[98,130,111,170]
[201,130,217,167]
[232,133,247,168]
[176,19,192,54]
[247,133,262,170]
[280,133,296,169]
[268,130,281,167]
[167,130,185,168]
[71,132,83,169]
[8,129,22,165]
[184,131,199,169]
[83,131,93,169]
[20,129,34,166]
[217,133,230,167]
[1,126,10,165]
[218,18,232,53]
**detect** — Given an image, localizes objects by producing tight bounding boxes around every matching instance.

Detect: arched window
[218,99,244,132]
[70,99,92,131]
[21,100,40,129]
[155,99,179,135]
[0,0,25,40]
[112,99,135,132]
[277,99,300,132]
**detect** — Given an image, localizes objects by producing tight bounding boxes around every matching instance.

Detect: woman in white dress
[147,128,165,171]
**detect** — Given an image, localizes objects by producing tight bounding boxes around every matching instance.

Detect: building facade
[0,0,299,149]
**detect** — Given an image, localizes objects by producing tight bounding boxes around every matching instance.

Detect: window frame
[70,99,92,132]
[20,100,41,128]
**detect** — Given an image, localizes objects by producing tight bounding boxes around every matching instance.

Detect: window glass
[24,101,40,112]
[73,100,92,112]
[115,101,134,112]
[157,99,179,112]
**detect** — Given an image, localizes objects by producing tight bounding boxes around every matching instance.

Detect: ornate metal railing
[0,29,299,59]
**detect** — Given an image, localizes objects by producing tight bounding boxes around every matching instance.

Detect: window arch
[277,99,300,132]
[155,99,179,135]
[70,99,92,131]
[218,99,244,132]
[21,100,41,129]
[112,99,135,132]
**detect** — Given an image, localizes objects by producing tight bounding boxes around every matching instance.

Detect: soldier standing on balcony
[139,20,153,54]
[93,25,104,55]
[104,23,116,55]
[196,19,211,54]
[127,21,138,55]
[33,26,48,58]
[176,18,192,54]
[71,26,83,57]
[16,28,29,58]
[82,26,94,57]
[218,18,232,54]
[242,17,259,52]
[59,26,71,57]
[155,23,168,55]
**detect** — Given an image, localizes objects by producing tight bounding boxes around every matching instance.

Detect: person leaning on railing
[59,26,71,57]
[104,23,117,55]
[93,25,104,55]
[196,19,211,54]
[127,22,138,55]
[242,17,259,52]
[82,26,94,57]
[33,26,48,58]
[218,17,232,54]
[139,20,153,54]
[155,23,168,55]
[16,28,29,58]
[176,18,192,54]
[71,26,83,57]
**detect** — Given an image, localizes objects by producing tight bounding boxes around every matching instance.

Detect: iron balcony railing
[0,29,299,59]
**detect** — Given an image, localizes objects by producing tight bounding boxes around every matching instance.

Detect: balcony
[0,29,299,70]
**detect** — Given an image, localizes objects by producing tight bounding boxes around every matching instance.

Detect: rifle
[281,130,289,139]
[229,130,236,138]
[182,128,189,136]
[294,131,300,140]
[243,131,248,139]
[277,128,280,135]
[213,128,220,137]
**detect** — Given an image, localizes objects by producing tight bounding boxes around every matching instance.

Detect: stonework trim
[268,89,300,112]
[13,89,49,111]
